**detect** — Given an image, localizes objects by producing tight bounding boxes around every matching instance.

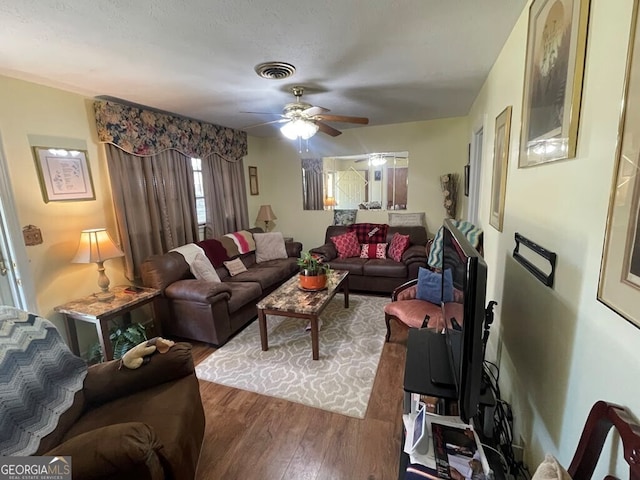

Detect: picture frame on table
[248,166,259,195]
[489,106,512,232]
[598,1,640,329]
[518,0,590,168]
[32,146,95,203]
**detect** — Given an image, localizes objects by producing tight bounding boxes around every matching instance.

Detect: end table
[54,285,160,361]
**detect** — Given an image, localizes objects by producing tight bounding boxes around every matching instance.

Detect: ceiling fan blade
[316,121,342,137]
[243,119,287,129]
[315,114,369,125]
[302,106,330,116]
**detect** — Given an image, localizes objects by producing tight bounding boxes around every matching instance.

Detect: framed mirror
[301,151,408,210]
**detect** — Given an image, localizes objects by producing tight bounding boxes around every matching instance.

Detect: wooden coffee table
[256,270,349,360]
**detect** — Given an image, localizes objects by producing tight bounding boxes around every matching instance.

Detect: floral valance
[93,100,247,159]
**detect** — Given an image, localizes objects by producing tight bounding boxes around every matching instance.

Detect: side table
[54,285,160,361]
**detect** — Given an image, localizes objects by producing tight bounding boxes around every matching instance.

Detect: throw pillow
[330,231,361,259]
[333,209,357,226]
[531,455,571,480]
[388,232,410,262]
[416,267,454,304]
[348,223,389,244]
[223,258,248,276]
[254,232,288,263]
[388,212,426,227]
[360,243,387,259]
[190,252,221,283]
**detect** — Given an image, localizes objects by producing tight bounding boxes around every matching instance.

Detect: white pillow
[531,454,572,480]
[254,232,288,263]
[224,258,248,276]
[388,212,426,226]
[190,252,221,283]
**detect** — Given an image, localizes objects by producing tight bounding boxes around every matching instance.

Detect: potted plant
[297,251,331,290]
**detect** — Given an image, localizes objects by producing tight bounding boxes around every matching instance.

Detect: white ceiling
[0,0,526,137]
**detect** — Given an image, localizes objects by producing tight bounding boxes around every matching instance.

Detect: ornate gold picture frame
[490,106,512,232]
[598,0,640,328]
[519,0,590,167]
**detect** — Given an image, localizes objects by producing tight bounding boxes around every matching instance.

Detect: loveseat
[310,224,429,294]
[141,228,302,346]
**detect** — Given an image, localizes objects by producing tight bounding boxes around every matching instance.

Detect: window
[191,158,206,225]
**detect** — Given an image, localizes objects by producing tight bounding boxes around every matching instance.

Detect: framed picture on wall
[598,1,640,329]
[518,0,590,168]
[32,147,95,203]
[248,166,259,195]
[490,106,512,232]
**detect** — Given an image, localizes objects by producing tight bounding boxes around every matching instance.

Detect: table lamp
[72,228,124,301]
[256,205,277,232]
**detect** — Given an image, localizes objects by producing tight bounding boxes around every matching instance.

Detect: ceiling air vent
[254,62,296,80]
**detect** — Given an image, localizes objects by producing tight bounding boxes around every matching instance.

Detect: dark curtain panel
[201,153,249,238]
[302,158,323,210]
[106,144,199,280]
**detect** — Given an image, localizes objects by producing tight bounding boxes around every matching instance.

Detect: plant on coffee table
[297,251,331,290]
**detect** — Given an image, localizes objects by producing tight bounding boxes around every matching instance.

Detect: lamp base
[95,290,115,302]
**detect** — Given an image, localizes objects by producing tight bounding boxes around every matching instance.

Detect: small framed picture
[248,166,259,195]
[32,147,95,203]
[374,170,382,181]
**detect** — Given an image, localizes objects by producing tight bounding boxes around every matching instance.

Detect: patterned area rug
[196,294,388,418]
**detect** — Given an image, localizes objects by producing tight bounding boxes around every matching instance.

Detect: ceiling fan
[354,152,408,165]
[244,86,369,138]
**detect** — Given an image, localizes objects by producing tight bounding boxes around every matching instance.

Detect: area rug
[195,294,388,418]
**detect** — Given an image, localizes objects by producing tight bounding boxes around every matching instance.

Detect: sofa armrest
[402,244,428,264]
[165,279,232,303]
[46,423,166,480]
[83,343,195,406]
[392,279,419,301]
[310,243,337,262]
[286,241,303,258]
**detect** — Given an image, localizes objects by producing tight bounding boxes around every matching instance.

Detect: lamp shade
[255,205,277,223]
[72,228,124,264]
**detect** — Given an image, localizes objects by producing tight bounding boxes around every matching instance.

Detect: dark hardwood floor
[191,323,409,480]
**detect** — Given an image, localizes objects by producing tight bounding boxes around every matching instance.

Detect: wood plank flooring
[191,322,409,480]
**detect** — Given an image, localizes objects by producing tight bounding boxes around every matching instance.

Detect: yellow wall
[0,76,127,340]
[468,0,639,473]
[245,117,469,252]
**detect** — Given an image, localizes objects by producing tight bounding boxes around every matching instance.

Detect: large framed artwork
[32,147,95,203]
[490,106,512,232]
[518,0,590,168]
[598,1,640,329]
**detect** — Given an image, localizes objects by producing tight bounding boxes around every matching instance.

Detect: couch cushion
[363,258,407,278]
[221,281,263,313]
[388,232,410,262]
[348,223,389,244]
[360,243,388,259]
[416,267,453,304]
[190,252,221,283]
[327,257,367,275]
[331,231,361,259]
[384,299,444,329]
[254,232,288,263]
[225,259,297,290]
[224,258,248,276]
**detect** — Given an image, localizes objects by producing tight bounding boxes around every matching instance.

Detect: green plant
[109,322,148,360]
[297,251,331,276]
[86,342,104,365]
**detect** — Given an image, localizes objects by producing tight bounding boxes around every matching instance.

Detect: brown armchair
[39,343,205,480]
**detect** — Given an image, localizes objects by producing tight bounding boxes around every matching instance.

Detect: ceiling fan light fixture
[369,155,387,166]
[280,119,318,140]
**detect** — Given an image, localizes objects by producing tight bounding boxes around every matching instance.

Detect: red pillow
[360,243,387,259]
[388,232,410,262]
[348,223,389,244]
[330,231,361,259]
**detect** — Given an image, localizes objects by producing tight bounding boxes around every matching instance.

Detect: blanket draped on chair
[0,306,87,456]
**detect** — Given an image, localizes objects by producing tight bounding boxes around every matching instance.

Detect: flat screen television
[440,218,488,424]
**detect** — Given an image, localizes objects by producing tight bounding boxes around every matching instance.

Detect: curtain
[106,144,199,280]
[302,158,323,210]
[201,153,249,238]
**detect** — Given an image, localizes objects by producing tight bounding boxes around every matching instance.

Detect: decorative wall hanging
[440,173,459,219]
[598,0,640,329]
[518,0,590,167]
[490,106,512,231]
[32,147,95,202]
[248,166,259,195]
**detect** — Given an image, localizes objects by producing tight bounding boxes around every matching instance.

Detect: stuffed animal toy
[121,336,176,369]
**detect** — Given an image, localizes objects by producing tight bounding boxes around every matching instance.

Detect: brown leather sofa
[39,343,204,480]
[310,225,429,294]
[141,230,303,346]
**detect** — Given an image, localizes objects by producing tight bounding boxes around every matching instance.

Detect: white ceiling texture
[0,0,527,137]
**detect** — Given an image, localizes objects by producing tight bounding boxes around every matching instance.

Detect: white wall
[468,0,639,472]
[246,117,469,251]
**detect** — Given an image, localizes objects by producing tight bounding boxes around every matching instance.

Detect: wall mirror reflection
[301,151,408,211]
